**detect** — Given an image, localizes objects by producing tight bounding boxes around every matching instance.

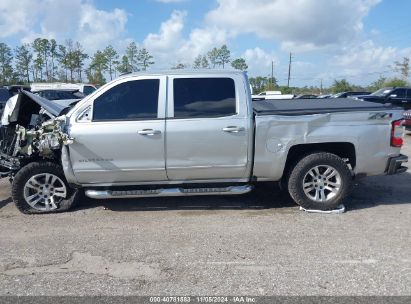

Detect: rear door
[388,88,407,106]
[165,75,252,181]
[69,76,167,184]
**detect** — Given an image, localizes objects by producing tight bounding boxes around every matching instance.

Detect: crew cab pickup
[0,70,408,214]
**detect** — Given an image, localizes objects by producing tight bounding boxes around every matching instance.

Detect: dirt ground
[0,135,410,296]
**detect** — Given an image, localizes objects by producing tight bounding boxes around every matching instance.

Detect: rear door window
[93,79,159,121]
[173,78,236,118]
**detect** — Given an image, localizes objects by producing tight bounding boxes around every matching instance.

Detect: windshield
[371,88,392,97]
[0,89,11,102]
[83,85,96,95]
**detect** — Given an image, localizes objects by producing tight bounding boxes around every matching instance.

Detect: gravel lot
[0,136,410,296]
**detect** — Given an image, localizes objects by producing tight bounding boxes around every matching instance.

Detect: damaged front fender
[0,91,75,177]
[14,118,73,158]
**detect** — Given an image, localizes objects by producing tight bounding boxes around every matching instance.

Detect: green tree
[384,78,408,87]
[32,38,45,80]
[41,39,51,80]
[171,63,187,69]
[0,43,13,85]
[73,42,88,82]
[201,56,209,68]
[207,47,219,68]
[231,58,248,71]
[87,50,108,85]
[117,55,132,74]
[193,55,209,68]
[137,48,154,71]
[14,44,32,83]
[32,38,51,80]
[65,39,78,82]
[193,55,202,69]
[103,45,119,80]
[249,76,269,93]
[49,39,58,80]
[331,79,352,93]
[368,76,387,92]
[57,44,69,81]
[216,44,231,68]
[393,57,410,80]
[126,42,139,72]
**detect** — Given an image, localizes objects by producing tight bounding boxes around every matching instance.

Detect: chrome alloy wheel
[23,173,67,211]
[302,165,342,202]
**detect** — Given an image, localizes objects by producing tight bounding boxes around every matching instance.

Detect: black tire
[12,162,82,214]
[287,152,352,210]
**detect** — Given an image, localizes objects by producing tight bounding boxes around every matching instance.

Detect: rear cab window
[172,78,237,118]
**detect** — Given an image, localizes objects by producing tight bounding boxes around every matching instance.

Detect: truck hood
[1,91,68,126]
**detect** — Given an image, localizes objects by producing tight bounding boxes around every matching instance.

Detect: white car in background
[31,83,97,96]
[252,90,294,100]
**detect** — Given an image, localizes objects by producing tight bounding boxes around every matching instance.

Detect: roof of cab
[117,69,247,80]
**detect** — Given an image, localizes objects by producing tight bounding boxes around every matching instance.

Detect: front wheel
[287,152,352,210]
[12,162,82,214]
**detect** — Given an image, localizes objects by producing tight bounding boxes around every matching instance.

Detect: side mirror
[389,94,397,98]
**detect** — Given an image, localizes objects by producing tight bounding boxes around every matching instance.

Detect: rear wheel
[287,152,352,210]
[12,162,81,214]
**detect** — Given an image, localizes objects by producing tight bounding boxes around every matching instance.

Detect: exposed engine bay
[0,91,74,178]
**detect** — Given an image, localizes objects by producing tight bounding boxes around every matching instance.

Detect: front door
[69,76,167,184]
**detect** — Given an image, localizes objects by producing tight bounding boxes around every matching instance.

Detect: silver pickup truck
[0,70,408,214]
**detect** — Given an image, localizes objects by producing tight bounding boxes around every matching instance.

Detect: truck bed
[253,98,396,116]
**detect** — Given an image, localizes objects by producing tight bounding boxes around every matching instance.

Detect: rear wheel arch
[286,151,353,210]
[282,142,356,179]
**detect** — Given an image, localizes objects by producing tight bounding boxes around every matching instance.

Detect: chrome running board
[85,185,253,200]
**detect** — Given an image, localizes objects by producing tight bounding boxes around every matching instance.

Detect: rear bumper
[386,154,408,175]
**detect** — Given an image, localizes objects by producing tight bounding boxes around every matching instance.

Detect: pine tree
[104,45,119,80]
[15,44,32,83]
[137,48,154,71]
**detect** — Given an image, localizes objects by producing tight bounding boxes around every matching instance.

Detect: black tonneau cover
[253,98,398,116]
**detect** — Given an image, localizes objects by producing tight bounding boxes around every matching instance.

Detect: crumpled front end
[0,91,73,178]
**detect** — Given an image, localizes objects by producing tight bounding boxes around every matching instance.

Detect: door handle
[222,126,245,133]
[138,129,161,136]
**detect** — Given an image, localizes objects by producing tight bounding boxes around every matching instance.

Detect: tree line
[0,39,249,86]
[0,39,157,86]
[249,57,411,95]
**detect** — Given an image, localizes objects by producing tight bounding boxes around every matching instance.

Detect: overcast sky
[0,0,410,87]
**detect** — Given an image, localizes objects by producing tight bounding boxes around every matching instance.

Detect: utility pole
[320,79,323,94]
[271,61,274,87]
[287,52,292,87]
